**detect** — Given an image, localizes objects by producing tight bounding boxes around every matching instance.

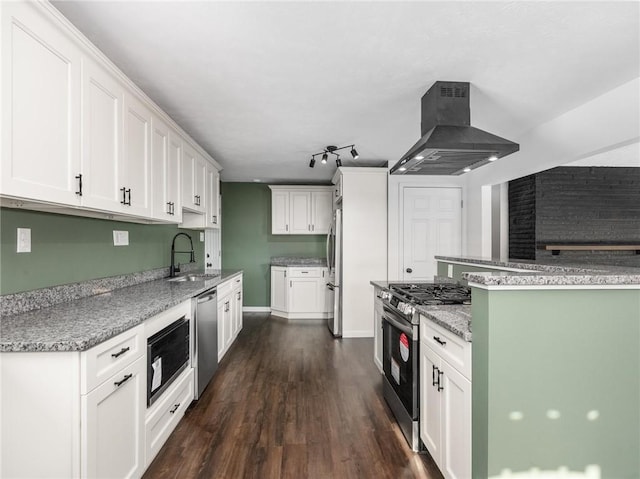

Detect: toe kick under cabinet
[0,300,194,479]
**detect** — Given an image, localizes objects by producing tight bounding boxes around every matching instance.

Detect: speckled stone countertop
[435,256,640,286]
[271,257,327,267]
[416,304,472,342]
[0,270,242,353]
[370,280,471,341]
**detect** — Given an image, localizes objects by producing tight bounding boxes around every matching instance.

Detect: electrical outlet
[17,228,31,253]
[113,230,129,246]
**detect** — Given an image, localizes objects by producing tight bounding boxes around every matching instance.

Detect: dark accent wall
[508,175,536,260]
[509,167,640,266]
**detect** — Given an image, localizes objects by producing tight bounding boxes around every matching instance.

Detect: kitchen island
[436,256,640,479]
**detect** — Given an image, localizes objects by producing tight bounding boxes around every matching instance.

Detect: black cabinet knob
[406,268,413,273]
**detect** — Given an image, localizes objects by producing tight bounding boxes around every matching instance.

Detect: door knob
[406,268,413,273]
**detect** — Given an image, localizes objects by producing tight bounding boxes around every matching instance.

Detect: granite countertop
[416,304,472,342]
[0,270,242,353]
[271,256,327,267]
[435,255,640,287]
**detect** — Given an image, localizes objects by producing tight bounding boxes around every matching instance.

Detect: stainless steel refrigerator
[326,208,342,337]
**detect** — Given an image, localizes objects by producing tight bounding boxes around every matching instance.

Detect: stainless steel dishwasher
[194,287,218,399]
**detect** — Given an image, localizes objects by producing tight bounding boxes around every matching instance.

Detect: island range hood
[390,81,519,175]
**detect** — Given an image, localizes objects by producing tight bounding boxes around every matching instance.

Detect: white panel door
[311,190,333,234]
[1,2,81,204]
[402,187,461,280]
[122,93,151,217]
[271,191,290,234]
[290,191,311,234]
[81,58,123,212]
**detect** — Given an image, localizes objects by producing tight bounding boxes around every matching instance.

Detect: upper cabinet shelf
[0,1,220,227]
[269,186,333,235]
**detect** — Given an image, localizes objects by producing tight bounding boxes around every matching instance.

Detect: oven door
[382,309,419,420]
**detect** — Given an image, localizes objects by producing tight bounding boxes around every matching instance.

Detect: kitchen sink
[167,273,220,282]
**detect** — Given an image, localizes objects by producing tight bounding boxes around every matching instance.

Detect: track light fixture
[308,144,359,168]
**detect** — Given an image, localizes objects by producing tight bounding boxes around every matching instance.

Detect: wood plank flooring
[143,313,443,479]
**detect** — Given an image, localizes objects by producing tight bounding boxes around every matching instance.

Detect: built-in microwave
[147,316,190,407]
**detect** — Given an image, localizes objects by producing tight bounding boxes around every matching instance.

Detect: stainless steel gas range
[380,282,471,451]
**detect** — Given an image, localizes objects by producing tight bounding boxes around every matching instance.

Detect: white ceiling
[52,1,640,183]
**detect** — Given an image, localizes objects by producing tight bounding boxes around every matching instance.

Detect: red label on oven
[399,333,410,362]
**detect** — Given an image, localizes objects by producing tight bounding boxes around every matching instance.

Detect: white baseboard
[270,310,331,320]
[243,306,271,313]
[342,330,374,338]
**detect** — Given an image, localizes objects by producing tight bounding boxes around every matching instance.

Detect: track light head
[309,158,315,168]
[350,147,359,159]
[321,153,328,164]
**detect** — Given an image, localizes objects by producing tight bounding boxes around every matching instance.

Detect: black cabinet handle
[120,187,127,204]
[111,346,130,358]
[167,202,172,215]
[169,403,180,414]
[114,373,133,387]
[75,174,83,196]
[437,370,444,392]
[432,365,438,387]
[433,336,447,346]
[213,215,217,224]
[127,189,132,205]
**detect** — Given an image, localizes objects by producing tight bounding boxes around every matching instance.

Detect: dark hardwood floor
[143,313,443,479]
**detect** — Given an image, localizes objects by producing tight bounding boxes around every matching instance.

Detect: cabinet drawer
[232,275,243,291]
[420,316,471,380]
[217,278,234,297]
[81,324,145,394]
[288,267,323,278]
[145,368,194,466]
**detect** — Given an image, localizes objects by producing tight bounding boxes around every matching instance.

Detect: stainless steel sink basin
[167,274,220,283]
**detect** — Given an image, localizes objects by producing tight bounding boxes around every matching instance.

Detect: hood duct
[390,81,519,175]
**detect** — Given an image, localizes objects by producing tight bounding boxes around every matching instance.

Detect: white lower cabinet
[217,274,244,361]
[145,368,194,467]
[270,266,332,319]
[82,356,146,479]
[420,316,471,479]
[373,288,384,373]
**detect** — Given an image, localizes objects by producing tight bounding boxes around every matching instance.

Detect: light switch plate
[113,230,129,246]
[447,264,453,278]
[17,228,31,253]
[200,232,204,242]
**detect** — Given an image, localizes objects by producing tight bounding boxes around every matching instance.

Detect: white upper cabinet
[206,163,220,228]
[0,1,220,225]
[80,57,123,211]
[1,1,81,205]
[122,92,152,217]
[151,115,181,222]
[269,186,333,235]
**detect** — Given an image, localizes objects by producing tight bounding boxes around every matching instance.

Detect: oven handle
[382,313,414,338]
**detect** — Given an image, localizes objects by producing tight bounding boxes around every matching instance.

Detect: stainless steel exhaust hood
[390,81,519,175]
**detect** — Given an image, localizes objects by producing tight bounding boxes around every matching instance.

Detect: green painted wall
[0,208,204,295]
[221,183,326,307]
[471,287,640,478]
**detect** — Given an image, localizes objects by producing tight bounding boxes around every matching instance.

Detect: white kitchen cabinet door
[373,296,383,373]
[122,92,152,217]
[80,57,123,212]
[289,191,311,234]
[420,345,442,463]
[217,295,226,360]
[271,191,290,234]
[194,154,207,213]
[182,142,196,211]
[440,360,472,479]
[82,356,145,479]
[316,268,331,313]
[150,114,172,220]
[1,1,81,205]
[311,190,333,234]
[206,163,220,228]
[271,267,287,312]
[167,129,183,222]
[289,277,320,313]
[223,295,233,351]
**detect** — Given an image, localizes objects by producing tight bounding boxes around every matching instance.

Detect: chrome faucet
[170,233,195,278]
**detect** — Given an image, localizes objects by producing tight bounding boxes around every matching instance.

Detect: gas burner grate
[388,283,471,306]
